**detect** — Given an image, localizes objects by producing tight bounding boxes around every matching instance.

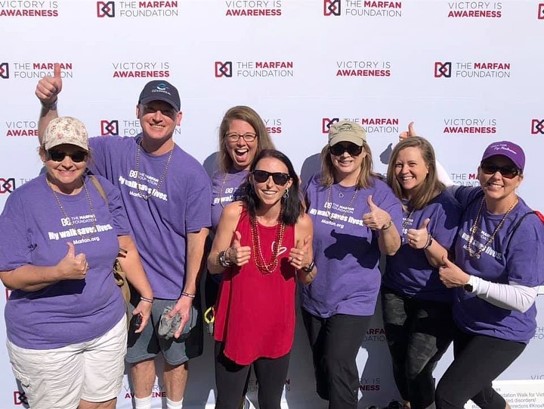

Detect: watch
[463,283,473,292]
[301,260,315,273]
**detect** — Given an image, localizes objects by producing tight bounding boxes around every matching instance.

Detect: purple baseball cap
[481,140,525,172]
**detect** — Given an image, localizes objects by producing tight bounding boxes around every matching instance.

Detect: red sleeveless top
[214,209,296,365]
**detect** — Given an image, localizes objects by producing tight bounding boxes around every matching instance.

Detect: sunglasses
[480,163,520,179]
[329,143,363,157]
[252,170,291,186]
[47,149,88,163]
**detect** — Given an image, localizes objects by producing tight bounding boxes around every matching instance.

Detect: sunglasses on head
[329,143,363,157]
[47,149,88,163]
[252,170,291,186]
[480,163,520,179]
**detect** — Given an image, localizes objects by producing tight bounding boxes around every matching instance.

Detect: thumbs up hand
[226,231,251,266]
[439,255,470,288]
[289,235,312,270]
[57,242,88,280]
[363,195,393,231]
[35,63,63,106]
[399,121,418,141]
[406,218,432,249]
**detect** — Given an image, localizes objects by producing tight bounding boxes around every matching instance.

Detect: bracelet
[181,292,196,299]
[41,99,57,110]
[140,296,153,303]
[423,234,433,250]
[301,260,315,273]
[381,220,393,231]
[218,249,233,268]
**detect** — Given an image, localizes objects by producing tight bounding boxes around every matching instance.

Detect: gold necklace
[251,210,286,274]
[326,184,358,221]
[47,177,97,239]
[467,197,518,259]
[135,139,174,200]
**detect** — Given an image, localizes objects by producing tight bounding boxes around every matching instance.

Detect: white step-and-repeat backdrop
[1,0,544,408]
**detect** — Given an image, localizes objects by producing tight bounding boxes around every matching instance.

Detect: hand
[167,295,193,339]
[57,242,88,280]
[363,195,392,231]
[227,231,251,266]
[406,218,431,249]
[439,255,470,288]
[399,121,417,141]
[35,63,62,106]
[131,300,152,333]
[289,235,312,270]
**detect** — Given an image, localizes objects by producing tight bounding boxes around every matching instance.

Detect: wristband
[41,99,57,110]
[301,260,315,273]
[218,250,233,268]
[140,296,153,304]
[423,234,433,250]
[181,292,196,299]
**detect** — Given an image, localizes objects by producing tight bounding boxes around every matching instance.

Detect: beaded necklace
[467,197,518,259]
[47,177,97,239]
[250,209,286,274]
[134,139,174,200]
[326,184,358,221]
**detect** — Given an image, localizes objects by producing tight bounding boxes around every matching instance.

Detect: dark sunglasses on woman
[47,149,88,163]
[480,162,519,179]
[329,142,363,157]
[252,170,291,186]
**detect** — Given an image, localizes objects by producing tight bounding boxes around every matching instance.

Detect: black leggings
[435,329,526,409]
[302,310,372,409]
[214,342,290,409]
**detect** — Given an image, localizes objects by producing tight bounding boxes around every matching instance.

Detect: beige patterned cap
[328,120,366,147]
[43,116,89,151]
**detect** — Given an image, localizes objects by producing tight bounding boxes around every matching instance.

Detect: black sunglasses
[329,143,363,157]
[47,149,88,163]
[480,163,520,179]
[252,170,291,186]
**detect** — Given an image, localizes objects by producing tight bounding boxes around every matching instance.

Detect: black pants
[302,309,372,409]
[435,329,526,409]
[214,342,290,409]
[381,288,454,409]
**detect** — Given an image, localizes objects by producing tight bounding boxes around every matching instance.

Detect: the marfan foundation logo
[322,117,399,134]
[224,0,282,16]
[13,390,28,406]
[111,61,170,78]
[364,327,386,342]
[0,0,58,17]
[0,177,16,194]
[335,60,391,77]
[97,0,179,18]
[264,118,282,134]
[447,1,502,18]
[450,172,479,187]
[324,0,402,17]
[434,61,511,79]
[214,60,294,78]
[4,120,39,136]
[442,118,497,134]
[101,120,119,136]
[1,62,73,80]
[531,119,544,134]
[360,377,381,392]
[539,3,544,19]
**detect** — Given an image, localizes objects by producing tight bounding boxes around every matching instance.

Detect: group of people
[0,68,542,409]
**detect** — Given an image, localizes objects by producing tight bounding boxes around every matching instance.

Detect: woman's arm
[290,213,316,285]
[0,242,87,292]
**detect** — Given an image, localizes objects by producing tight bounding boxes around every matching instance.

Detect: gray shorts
[125,298,203,366]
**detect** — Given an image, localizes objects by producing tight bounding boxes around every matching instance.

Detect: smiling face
[394,146,429,197]
[251,156,292,207]
[329,141,366,183]
[137,100,181,143]
[42,144,88,193]
[478,155,522,204]
[224,119,259,171]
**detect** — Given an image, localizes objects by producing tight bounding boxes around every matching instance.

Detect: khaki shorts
[7,315,127,409]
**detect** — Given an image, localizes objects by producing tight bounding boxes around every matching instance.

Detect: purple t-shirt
[0,174,128,349]
[452,187,544,343]
[383,190,462,302]
[89,135,212,299]
[302,174,403,317]
[211,170,248,231]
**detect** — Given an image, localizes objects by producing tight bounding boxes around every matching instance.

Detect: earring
[283,189,289,199]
